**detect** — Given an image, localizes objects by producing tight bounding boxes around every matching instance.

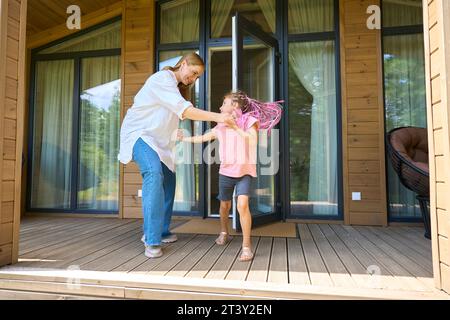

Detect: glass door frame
[232,13,283,230]
[26,17,122,214]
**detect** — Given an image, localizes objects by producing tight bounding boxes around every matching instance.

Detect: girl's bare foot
[215,232,232,245]
[239,246,254,262]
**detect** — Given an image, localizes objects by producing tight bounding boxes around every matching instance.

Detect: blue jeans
[132,138,176,246]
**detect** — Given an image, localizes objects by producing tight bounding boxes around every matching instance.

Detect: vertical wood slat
[340,0,387,226]
[0,0,26,267]
[121,0,155,219]
[423,0,450,293]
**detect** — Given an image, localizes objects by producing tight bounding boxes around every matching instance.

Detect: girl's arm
[180,130,217,143]
[231,124,258,145]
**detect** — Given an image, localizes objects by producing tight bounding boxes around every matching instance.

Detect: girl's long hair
[224,90,283,132]
[163,52,205,99]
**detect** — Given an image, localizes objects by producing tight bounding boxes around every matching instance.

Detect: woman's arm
[182,107,235,127]
[181,130,217,143]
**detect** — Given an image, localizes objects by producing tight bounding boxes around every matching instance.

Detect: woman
[118,53,235,258]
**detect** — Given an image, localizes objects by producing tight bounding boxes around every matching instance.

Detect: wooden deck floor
[0,216,448,299]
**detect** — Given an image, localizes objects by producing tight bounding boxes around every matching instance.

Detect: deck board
[268,237,288,284]
[309,224,357,288]
[0,217,444,300]
[298,224,334,287]
[21,220,142,269]
[341,225,430,292]
[226,236,259,281]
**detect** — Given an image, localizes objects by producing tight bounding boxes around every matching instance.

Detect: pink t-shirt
[213,114,259,178]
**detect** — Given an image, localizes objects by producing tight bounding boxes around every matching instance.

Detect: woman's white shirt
[118,70,192,172]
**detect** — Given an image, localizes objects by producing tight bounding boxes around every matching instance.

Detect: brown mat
[171,219,297,238]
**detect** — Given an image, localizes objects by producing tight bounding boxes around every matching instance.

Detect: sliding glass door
[28,19,121,213]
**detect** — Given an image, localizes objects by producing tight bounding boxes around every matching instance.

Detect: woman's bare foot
[239,246,254,262]
[215,232,232,245]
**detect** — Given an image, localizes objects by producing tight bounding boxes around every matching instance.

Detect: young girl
[179,90,282,262]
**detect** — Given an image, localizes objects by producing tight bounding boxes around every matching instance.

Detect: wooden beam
[12,0,26,264]
[27,1,123,49]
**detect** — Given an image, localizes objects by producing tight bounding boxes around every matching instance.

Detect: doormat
[171,219,297,238]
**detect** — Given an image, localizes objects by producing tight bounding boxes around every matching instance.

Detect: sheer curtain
[256,0,276,33]
[383,1,426,218]
[160,0,199,43]
[79,56,121,210]
[31,60,74,208]
[384,33,426,217]
[382,0,423,27]
[211,0,234,38]
[39,21,121,54]
[288,0,334,34]
[288,0,337,215]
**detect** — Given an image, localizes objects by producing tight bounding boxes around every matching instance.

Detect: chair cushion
[390,127,429,173]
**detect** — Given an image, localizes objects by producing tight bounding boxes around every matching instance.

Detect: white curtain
[382,0,423,27]
[40,21,121,54]
[289,42,337,215]
[384,33,426,218]
[160,0,199,43]
[288,0,334,34]
[288,0,337,215]
[256,0,276,33]
[31,60,74,208]
[211,0,234,38]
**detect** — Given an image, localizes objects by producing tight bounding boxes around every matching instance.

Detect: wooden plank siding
[423,0,450,293]
[0,0,27,267]
[340,0,387,226]
[120,0,155,219]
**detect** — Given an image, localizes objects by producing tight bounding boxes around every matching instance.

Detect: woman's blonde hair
[163,52,205,73]
[163,52,204,98]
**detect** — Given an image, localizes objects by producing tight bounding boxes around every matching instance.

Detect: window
[382,0,426,220]
[29,19,121,213]
[288,0,340,217]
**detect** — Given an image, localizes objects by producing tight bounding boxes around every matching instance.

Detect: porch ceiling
[27,0,120,36]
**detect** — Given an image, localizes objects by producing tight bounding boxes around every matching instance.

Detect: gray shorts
[217,174,253,201]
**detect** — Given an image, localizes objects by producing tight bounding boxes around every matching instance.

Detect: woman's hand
[221,113,237,128]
